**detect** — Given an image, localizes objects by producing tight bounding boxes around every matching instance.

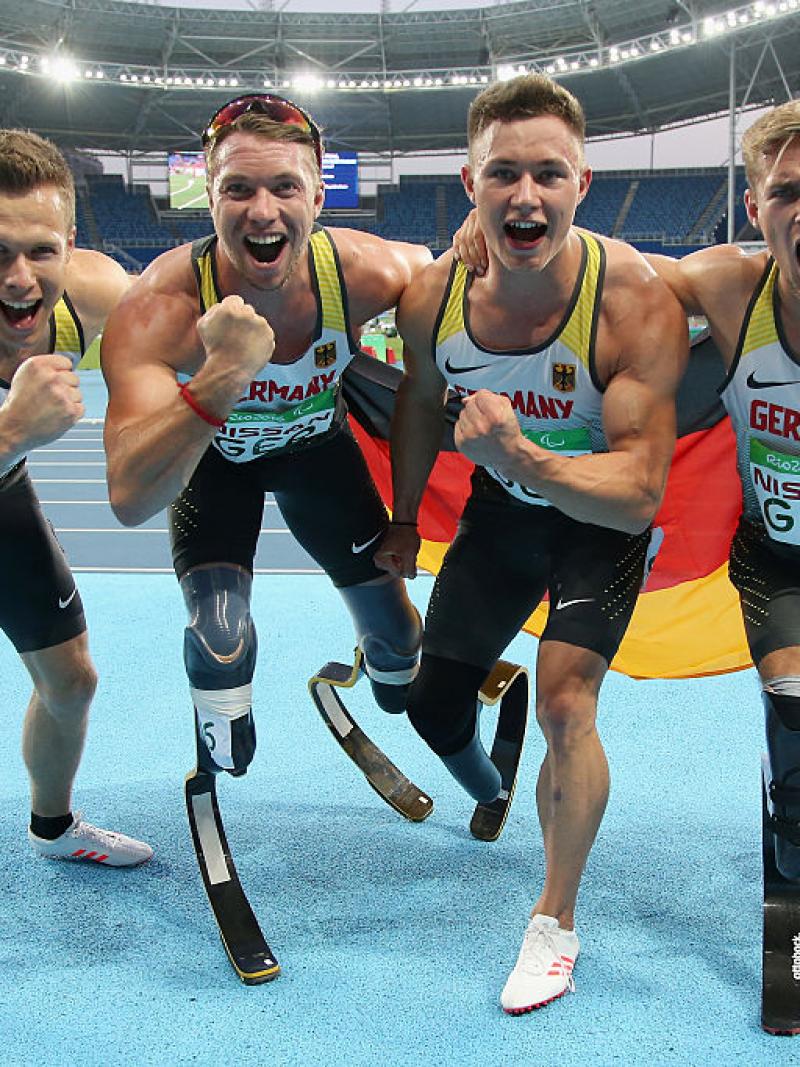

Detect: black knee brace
[764,689,800,880]
[339,578,422,713]
[407,653,501,803]
[181,566,257,776]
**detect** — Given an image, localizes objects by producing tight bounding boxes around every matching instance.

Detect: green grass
[169,173,208,210]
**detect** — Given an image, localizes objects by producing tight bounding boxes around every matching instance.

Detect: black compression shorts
[0,465,85,653]
[170,425,389,588]
[422,470,652,670]
[728,517,800,665]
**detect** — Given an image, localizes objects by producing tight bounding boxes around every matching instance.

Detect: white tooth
[247,235,282,245]
[3,299,37,308]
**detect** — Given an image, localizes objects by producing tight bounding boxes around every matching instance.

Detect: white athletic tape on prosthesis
[191,683,252,771]
[361,659,420,686]
[763,676,800,698]
[317,684,354,738]
[190,791,230,886]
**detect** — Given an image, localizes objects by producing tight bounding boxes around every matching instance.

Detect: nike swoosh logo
[444,356,492,376]
[58,588,77,610]
[351,531,382,554]
[555,597,595,611]
[746,371,800,390]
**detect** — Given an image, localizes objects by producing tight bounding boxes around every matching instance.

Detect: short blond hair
[468,74,586,163]
[205,112,321,182]
[742,100,800,188]
[0,129,75,228]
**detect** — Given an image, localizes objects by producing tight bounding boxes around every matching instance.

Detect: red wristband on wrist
[177,382,226,429]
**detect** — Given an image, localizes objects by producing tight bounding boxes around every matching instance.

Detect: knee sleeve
[181,566,257,776]
[763,681,800,880]
[339,578,422,713]
[407,653,500,802]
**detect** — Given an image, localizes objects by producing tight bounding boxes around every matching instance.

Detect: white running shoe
[28,813,153,868]
[500,914,579,1015]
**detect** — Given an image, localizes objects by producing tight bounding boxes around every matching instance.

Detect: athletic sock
[29,812,74,841]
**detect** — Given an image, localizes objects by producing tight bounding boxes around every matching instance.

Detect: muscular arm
[102,255,274,525]
[373,258,450,577]
[329,229,433,325]
[457,261,689,534]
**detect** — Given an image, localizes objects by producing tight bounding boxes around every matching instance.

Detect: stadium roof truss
[0,0,797,153]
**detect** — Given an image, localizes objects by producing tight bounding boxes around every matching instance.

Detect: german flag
[342,331,749,680]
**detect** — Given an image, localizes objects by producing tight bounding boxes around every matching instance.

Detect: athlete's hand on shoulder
[197,295,275,380]
[452,209,488,277]
[2,353,83,450]
[373,524,422,580]
[455,390,524,468]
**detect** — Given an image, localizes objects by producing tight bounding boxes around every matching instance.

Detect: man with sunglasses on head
[101,95,430,780]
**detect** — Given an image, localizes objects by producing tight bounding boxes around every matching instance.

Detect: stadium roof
[0,0,798,155]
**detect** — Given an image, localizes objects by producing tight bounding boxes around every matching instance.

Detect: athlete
[374,74,688,1013]
[638,101,800,885]
[0,129,152,866]
[101,96,429,783]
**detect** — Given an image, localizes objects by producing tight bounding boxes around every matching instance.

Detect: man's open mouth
[0,297,42,328]
[504,220,547,244]
[244,234,287,264]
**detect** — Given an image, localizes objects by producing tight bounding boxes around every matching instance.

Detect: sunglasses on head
[202,94,323,168]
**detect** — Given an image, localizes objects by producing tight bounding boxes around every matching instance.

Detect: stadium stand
[80,165,751,270]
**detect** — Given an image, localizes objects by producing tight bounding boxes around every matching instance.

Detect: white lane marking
[71,566,324,574]
[55,528,293,534]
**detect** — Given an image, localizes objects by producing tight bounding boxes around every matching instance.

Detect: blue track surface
[0,372,794,1065]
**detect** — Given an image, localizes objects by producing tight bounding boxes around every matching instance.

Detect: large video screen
[168,153,208,210]
[321,151,359,209]
[168,150,359,210]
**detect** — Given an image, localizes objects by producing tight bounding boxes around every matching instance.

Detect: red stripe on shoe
[71,849,86,856]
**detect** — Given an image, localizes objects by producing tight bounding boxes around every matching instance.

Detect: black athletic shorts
[170,425,389,588]
[423,470,652,670]
[728,517,800,665]
[0,464,85,653]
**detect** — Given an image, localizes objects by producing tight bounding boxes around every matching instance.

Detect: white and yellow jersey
[190,227,360,463]
[434,229,607,506]
[720,258,800,545]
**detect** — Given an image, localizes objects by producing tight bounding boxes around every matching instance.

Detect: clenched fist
[2,353,84,454]
[454,389,523,469]
[197,295,275,381]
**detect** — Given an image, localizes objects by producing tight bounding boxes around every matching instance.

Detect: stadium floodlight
[0,0,793,97]
[292,74,323,93]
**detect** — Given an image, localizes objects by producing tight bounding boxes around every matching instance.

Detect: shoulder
[326,227,433,314]
[679,242,767,297]
[102,244,201,352]
[63,248,133,340]
[592,233,681,319]
[113,245,196,311]
[396,252,454,350]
